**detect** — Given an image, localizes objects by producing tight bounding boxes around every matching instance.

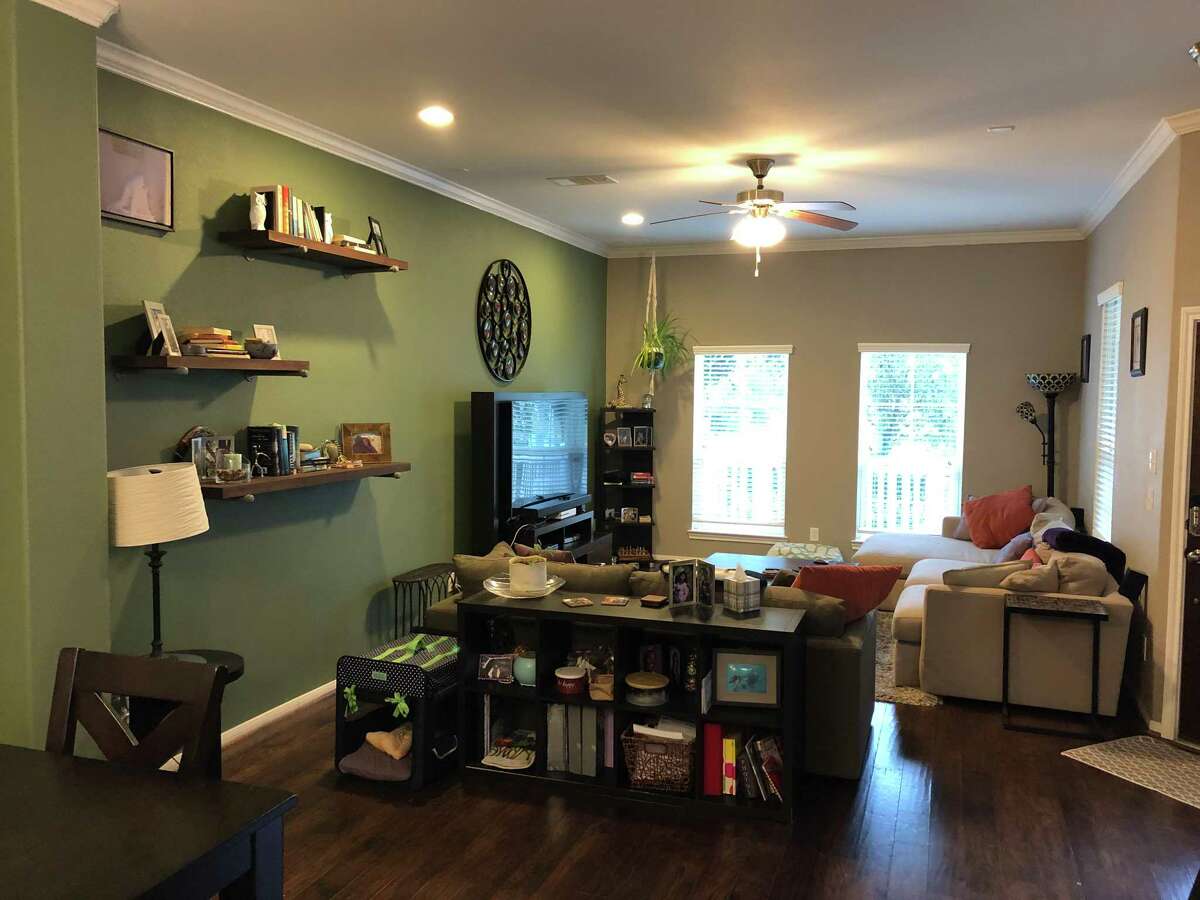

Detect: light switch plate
[1148,449,1157,474]
[809,527,820,541]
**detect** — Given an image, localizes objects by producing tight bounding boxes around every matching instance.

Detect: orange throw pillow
[964,485,1035,549]
[794,564,901,623]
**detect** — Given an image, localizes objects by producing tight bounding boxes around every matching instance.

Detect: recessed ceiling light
[987,125,1015,134]
[621,212,645,226]
[418,105,454,127]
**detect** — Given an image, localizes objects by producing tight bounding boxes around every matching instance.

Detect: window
[691,346,791,538]
[1093,285,1122,541]
[855,344,969,536]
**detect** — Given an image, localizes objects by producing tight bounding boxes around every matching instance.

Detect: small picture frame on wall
[1080,334,1091,383]
[1130,307,1148,377]
[340,422,392,463]
[98,129,174,232]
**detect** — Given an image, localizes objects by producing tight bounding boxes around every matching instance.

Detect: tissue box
[722,574,761,617]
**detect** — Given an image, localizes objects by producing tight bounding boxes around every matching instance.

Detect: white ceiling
[99,0,1200,253]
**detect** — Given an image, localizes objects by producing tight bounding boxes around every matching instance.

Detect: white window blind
[1093,290,1122,541]
[855,345,969,535]
[691,348,791,538]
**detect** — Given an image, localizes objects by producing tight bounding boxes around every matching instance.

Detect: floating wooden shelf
[112,355,310,379]
[201,461,410,501]
[218,230,409,274]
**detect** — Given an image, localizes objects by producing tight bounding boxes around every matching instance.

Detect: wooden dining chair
[45,647,226,778]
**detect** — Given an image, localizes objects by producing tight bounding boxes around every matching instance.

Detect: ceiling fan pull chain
[754,245,761,277]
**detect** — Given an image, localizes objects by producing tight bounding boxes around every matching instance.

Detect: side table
[391,563,457,638]
[1002,594,1107,738]
[129,649,245,778]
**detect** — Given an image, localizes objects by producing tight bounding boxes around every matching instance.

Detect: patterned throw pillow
[793,564,901,623]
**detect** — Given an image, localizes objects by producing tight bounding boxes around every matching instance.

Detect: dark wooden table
[0,744,296,899]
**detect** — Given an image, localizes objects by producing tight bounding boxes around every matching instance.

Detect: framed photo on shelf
[1130,307,1148,377]
[713,648,781,708]
[617,427,633,447]
[98,129,173,232]
[340,422,392,462]
[253,323,281,359]
[367,216,388,256]
[1080,334,1091,383]
[478,653,515,684]
[632,426,652,447]
[157,314,182,357]
[668,559,696,612]
[602,431,618,447]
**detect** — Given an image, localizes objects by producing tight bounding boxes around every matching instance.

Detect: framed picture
[616,427,633,447]
[98,129,173,231]
[253,324,280,359]
[478,653,515,684]
[620,506,639,523]
[1130,307,1148,377]
[141,300,166,353]
[696,559,715,609]
[713,648,781,708]
[668,559,696,612]
[340,422,392,462]
[157,314,181,357]
[602,431,618,447]
[1080,334,1091,384]
[633,425,652,447]
[367,216,388,256]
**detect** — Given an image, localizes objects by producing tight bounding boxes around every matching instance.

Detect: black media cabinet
[457,590,805,822]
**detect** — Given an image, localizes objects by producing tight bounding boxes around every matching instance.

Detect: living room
[2,0,1199,897]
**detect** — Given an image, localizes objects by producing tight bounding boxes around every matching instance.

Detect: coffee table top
[459,589,805,637]
[704,552,805,573]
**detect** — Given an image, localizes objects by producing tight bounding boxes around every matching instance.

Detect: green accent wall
[0,0,110,748]
[100,72,607,728]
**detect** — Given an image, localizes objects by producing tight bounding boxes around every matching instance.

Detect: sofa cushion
[338,742,413,782]
[995,532,1034,562]
[852,533,997,574]
[905,558,987,587]
[794,564,900,622]
[1048,551,1110,596]
[964,485,1035,549]
[1041,528,1126,581]
[514,543,573,563]
[762,587,845,637]
[892,584,926,643]
[1000,563,1059,592]
[452,553,513,596]
[629,569,668,598]
[943,560,1031,588]
[422,596,460,633]
[547,561,636,595]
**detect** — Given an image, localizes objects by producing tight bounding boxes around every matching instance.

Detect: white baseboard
[222,679,335,749]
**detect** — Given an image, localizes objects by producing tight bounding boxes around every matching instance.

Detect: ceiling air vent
[546,174,618,187]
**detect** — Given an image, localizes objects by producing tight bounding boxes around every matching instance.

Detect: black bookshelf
[599,406,656,568]
[457,590,805,822]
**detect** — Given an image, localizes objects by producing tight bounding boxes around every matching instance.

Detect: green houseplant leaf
[633,314,691,376]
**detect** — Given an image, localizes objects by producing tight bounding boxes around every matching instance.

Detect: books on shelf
[721,732,740,795]
[245,424,299,477]
[702,723,784,804]
[250,184,333,243]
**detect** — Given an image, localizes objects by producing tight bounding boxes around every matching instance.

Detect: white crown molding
[1082,108,1200,236]
[607,228,1084,259]
[94,40,608,257]
[32,0,117,27]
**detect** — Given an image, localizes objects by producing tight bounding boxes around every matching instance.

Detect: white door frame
[1162,305,1200,741]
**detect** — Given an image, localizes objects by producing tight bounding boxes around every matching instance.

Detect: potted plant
[633,256,690,405]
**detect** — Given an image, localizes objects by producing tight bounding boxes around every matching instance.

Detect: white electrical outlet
[809,527,820,541]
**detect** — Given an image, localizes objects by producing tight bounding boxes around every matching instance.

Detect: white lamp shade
[732,214,786,248]
[108,462,210,547]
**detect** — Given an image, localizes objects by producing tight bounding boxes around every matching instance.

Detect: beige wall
[1073,134,1200,725]
[606,241,1086,561]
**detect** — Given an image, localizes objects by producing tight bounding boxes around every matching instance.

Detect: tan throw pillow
[999,564,1059,593]
[942,561,1032,588]
[1048,551,1109,596]
[366,723,413,760]
[629,569,669,598]
[762,586,846,637]
[452,553,512,596]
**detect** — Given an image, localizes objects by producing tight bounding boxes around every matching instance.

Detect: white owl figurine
[249,192,267,230]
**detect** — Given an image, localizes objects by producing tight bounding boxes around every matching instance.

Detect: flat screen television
[508,393,589,510]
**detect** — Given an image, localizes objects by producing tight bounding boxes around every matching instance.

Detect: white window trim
[1092,282,1123,543]
[1096,281,1124,306]
[690,347,791,540]
[857,342,971,355]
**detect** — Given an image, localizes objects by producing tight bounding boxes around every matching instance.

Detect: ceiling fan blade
[649,210,740,225]
[774,201,857,211]
[699,200,745,207]
[777,209,858,231]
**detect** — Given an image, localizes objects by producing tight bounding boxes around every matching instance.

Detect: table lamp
[108,462,210,657]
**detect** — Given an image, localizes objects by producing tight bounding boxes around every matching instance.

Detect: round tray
[483,574,566,600]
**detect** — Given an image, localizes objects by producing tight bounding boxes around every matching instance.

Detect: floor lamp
[108,462,210,658]
[1018,372,1078,499]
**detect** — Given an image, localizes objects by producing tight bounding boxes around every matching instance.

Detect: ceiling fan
[650,157,857,275]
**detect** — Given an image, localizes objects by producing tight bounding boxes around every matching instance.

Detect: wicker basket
[621,725,694,793]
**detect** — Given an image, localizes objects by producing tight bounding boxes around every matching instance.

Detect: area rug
[875,611,941,707]
[1062,735,1200,810]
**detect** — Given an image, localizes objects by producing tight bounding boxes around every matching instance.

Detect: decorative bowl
[514,653,536,687]
[555,665,586,694]
[245,341,278,360]
[482,574,565,599]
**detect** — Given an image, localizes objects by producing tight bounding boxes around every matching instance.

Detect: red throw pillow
[794,564,901,623]
[964,485,1035,550]
[1020,547,1042,564]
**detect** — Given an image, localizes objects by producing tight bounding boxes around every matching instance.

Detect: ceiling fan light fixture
[731,214,785,249]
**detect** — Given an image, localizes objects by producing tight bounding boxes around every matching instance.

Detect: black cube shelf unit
[600,406,656,568]
[457,590,805,823]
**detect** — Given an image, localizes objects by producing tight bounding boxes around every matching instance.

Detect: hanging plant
[633,314,690,375]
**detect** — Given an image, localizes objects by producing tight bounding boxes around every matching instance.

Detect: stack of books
[251,184,331,243]
[179,326,248,358]
[245,424,299,477]
[702,724,783,803]
[630,471,655,486]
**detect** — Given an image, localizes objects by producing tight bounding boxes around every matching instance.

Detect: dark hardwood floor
[223,697,1200,899]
